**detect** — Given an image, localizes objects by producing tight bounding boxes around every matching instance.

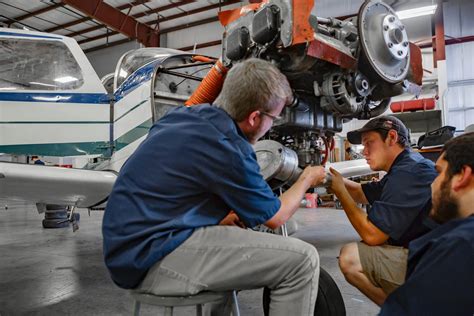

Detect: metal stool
[130,290,240,316]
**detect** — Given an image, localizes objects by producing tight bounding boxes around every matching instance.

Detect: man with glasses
[260,111,283,122]
[328,116,437,306]
[103,58,326,315]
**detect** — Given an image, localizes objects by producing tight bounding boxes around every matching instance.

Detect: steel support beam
[46,16,91,33]
[146,0,241,27]
[75,0,236,52]
[67,24,104,38]
[78,15,220,45]
[131,0,195,20]
[117,0,153,12]
[47,1,151,32]
[78,30,120,45]
[66,0,209,38]
[444,35,474,45]
[61,0,159,47]
[432,1,445,68]
[418,35,474,49]
[13,3,65,22]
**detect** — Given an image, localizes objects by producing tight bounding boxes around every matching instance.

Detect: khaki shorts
[358,242,408,294]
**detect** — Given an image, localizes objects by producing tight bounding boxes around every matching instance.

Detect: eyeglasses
[259,111,283,122]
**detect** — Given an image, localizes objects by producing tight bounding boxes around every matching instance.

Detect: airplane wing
[0,162,116,210]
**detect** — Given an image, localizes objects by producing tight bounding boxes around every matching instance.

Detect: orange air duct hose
[185,59,229,106]
[192,55,216,63]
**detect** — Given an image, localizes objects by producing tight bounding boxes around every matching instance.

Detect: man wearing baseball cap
[328,116,437,306]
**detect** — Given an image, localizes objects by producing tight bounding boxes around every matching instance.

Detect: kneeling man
[330,116,437,305]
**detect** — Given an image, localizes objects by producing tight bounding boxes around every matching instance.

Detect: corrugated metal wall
[444,0,474,131]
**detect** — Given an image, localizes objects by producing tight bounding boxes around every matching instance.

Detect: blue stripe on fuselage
[0,92,110,104]
[0,31,63,40]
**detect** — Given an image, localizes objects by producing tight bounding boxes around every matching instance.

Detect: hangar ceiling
[0,0,438,53]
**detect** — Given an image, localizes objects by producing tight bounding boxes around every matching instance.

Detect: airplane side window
[0,38,84,91]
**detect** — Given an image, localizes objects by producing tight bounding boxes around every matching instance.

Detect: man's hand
[219,211,246,228]
[329,167,346,194]
[300,166,327,187]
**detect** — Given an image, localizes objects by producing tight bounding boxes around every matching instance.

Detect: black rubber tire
[263,267,346,316]
[42,219,70,229]
[314,268,346,316]
[44,210,68,220]
[42,213,80,229]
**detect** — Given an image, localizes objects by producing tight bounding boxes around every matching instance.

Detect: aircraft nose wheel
[42,204,80,230]
[262,267,346,316]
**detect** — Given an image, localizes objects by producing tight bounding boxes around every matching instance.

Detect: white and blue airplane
[0,27,215,213]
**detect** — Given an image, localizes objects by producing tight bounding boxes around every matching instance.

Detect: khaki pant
[137,226,319,316]
[358,242,408,294]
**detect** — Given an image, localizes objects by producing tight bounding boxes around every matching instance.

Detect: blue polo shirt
[380,215,474,315]
[102,104,281,289]
[362,150,437,246]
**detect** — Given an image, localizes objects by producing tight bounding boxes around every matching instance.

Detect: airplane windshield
[114,48,185,90]
[0,38,84,91]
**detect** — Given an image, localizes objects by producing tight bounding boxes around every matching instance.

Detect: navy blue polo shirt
[362,150,437,246]
[380,215,474,315]
[102,104,280,289]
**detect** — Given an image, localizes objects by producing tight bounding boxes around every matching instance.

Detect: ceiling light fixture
[396,4,438,20]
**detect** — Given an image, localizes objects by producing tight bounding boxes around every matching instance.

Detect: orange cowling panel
[292,0,315,45]
[408,43,423,86]
[307,38,357,70]
[218,2,265,27]
[219,1,314,45]
[185,60,229,106]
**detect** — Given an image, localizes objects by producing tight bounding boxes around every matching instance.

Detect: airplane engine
[208,0,423,168]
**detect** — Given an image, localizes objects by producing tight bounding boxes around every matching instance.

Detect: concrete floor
[0,201,379,315]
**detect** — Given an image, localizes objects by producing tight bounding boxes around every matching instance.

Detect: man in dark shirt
[329,116,437,305]
[102,58,327,315]
[381,132,474,315]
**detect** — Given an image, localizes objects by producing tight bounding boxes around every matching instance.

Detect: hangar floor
[0,201,378,315]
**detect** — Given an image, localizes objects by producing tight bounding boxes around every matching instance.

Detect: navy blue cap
[347,116,409,145]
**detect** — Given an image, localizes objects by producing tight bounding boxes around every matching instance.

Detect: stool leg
[196,304,203,316]
[280,223,288,237]
[164,306,173,316]
[231,291,240,316]
[133,301,141,316]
